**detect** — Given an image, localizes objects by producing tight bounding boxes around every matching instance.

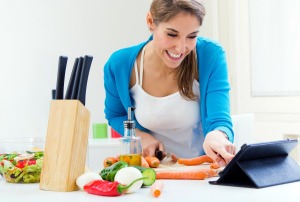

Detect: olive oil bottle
[119,107,142,166]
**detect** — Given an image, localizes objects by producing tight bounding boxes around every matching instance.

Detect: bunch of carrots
[156,155,220,180]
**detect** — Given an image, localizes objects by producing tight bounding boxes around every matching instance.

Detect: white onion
[76,172,102,190]
[114,167,143,194]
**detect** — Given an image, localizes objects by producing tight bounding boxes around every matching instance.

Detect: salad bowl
[0,137,44,183]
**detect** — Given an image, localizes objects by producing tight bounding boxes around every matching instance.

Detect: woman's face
[151,12,200,69]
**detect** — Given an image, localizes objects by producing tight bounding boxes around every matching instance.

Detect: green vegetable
[36,158,43,167]
[26,151,44,159]
[100,161,128,181]
[23,172,41,183]
[0,154,18,161]
[132,166,156,186]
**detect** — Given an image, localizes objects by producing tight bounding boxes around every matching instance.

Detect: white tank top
[130,46,204,158]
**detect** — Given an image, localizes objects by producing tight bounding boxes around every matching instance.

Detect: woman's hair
[150,0,205,100]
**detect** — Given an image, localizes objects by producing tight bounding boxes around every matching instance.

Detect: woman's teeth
[167,51,181,58]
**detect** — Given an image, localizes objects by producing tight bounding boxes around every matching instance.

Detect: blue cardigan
[104,36,234,143]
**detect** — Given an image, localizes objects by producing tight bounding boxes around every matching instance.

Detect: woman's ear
[146,12,154,31]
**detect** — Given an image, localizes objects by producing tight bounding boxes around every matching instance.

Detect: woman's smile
[165,50,183,61]
[166,50,182,59]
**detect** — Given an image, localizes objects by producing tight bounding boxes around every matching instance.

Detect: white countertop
[1,176,300,202]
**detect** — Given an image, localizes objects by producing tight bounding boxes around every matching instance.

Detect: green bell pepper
[99,161,128,181]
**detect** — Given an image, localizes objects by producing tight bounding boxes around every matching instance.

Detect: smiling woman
[104,0,235,167]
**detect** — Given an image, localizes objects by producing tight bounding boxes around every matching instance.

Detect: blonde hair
[150,0,205,100]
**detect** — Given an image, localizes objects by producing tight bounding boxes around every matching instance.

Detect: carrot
[151,180,164,198]
[145,156,160,168]
[207,169,219,177]
[177,155,214,166]
[142,157,150,167]
[210,162,221,169]
[103,157,118,167]
[156,169,217,180]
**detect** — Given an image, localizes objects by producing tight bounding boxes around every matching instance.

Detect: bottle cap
[124,106,136,129]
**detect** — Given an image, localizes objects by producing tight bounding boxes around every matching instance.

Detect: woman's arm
[103,51,131,135]
[199,41,235,165]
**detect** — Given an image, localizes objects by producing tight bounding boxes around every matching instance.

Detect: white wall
[5,0,296,143]
[0,0,151,139]
[218,0,300,142]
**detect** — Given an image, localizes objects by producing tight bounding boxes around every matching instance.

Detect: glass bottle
[119,107,142,166]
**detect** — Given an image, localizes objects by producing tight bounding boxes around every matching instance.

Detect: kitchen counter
[1,176,300,202]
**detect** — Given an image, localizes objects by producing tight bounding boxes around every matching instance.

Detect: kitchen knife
[77,55,93,105]
[65,58,79,99]
[155,150,163,161]
[71,57,83,100]
[155,149,178,166]
[55,56,68,99]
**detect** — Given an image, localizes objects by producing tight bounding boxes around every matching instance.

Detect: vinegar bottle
[119,106,142,166]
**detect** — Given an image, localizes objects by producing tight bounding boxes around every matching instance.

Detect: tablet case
[209,139,300,188]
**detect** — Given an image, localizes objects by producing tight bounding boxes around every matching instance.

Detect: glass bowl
[0,137,45,183]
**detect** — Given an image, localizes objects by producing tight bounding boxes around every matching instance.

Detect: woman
[104,0,235,166]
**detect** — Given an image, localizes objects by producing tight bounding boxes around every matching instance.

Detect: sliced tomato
[15,160,27,168]
[27,159,36,165]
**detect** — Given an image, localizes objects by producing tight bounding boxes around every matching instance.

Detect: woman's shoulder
[104,41,147,78]
[196,37,224,53]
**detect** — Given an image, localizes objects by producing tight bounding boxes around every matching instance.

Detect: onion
[114,167,143,193]
[76,172,102,190]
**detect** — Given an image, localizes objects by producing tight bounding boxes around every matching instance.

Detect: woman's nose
[175,38,186,53]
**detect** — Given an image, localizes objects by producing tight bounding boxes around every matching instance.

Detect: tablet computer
[209,139,300,188]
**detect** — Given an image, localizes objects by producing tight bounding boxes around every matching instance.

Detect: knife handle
[155,150,163,161]
[52,89,56,100]
[77,55,93,105]
[65,58,78,99]
[55,56,68,99]
[71,57,83,100]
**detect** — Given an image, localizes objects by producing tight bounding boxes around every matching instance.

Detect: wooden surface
[40,100,90,192]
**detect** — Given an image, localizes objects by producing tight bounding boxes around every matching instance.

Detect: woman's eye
[167,33,177,38]
[188,36,197,39]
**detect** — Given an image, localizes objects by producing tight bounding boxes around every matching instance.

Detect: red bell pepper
[83,177,145,197]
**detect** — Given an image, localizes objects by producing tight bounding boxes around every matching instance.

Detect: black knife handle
[71,57,83,100]
[155,149,163,161]
[77,55,93,105]
[65,58,78,99]
[55,56,68,99]
[52,89,56,100]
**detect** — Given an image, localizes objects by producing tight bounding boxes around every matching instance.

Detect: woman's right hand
[136,129,164,157]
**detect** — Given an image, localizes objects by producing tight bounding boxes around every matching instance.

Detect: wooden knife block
[40,100,90,192]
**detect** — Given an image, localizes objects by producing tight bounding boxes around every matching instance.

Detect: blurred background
[0,0,299,144]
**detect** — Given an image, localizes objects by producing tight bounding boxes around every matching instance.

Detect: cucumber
[132,166,156,186]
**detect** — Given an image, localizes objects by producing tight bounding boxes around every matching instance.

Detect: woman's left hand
[203,130,236,167]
